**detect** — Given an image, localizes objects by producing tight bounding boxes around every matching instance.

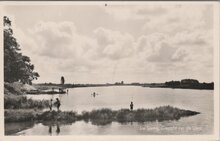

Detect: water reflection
[42,122,62,136]
[47,123,60,136]
[56,123,60,135]
[90,119,112,126]
[5,121,35,135]
[49,125,52,135]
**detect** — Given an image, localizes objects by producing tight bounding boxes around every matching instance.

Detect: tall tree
[4,16,39,84]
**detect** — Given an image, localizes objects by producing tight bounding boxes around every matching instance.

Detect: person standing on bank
[49,99,53,111]
[54,98,61,111]
[130,101,134,111]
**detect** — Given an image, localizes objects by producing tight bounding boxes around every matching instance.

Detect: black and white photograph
[1,1,219,139]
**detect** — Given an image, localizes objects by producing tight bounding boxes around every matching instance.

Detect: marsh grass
[81,106,199,125]
[5,106,199,125]
[38,110,77,123]
[4,94,50,109]
[5,109,41,122]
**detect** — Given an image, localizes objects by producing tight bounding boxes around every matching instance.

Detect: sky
[3,3,214,84]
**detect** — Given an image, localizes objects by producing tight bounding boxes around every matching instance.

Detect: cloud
[135,33,189,63]
[103,5,167,20]
[18,22,138,80]
[94,27,135,60]
[142,5,213,35]
[8,4,214,83]
[14,21,100,81]
[171,48,189,62]
[30,21,80,58]
[147,42,176,63]
[173,30,212,46]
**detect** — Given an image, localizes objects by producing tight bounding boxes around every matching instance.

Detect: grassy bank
[4,94,50,109]
[5,106,200,125]
[4,82,50,109]
[5,109,43,122]
[33,84,65,90]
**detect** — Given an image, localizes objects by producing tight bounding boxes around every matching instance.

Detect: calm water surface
[6,86,213,135]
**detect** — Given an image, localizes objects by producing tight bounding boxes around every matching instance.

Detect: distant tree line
[38,79,214,90]
[115,81,124,85]
[4,16,39,84]
[165,79,214,90]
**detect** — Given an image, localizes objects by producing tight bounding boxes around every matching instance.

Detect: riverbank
[5,94,50,109]
[5,106,200,125]
[33,79,214,91]
[4,82,50,109]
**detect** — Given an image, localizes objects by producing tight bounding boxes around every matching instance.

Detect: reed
[5,106,200,125]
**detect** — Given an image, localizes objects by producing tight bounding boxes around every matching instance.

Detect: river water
[5,86,213,135]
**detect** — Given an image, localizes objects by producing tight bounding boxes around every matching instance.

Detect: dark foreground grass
[5,109,42,122]
[5,106,200,125]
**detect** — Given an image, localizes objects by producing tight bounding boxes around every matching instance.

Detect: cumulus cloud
[30,21,85,59]
[171,48,189,62]
[7,4,214,83]
[135,33,190,63]
[142,5,213,35]
[147,42,176,63]
[94,27,135,60]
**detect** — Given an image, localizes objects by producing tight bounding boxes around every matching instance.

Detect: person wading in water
[130,101,134,111]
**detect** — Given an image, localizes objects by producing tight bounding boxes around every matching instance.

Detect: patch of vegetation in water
[82,106,200,125]
[5,106,200,126]
[38,110,77,123]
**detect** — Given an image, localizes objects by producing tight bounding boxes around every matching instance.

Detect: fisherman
[49,99,53,111]
[54,98,61,111]
[130,101,134,111]
[66,89,69,94]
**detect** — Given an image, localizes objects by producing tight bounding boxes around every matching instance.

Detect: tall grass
[38,110,77,123]
[4,82,50,109]
[80,106,199,125]
[5,109,39,122]
[5,106,200,124]
[4,94,50,109]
